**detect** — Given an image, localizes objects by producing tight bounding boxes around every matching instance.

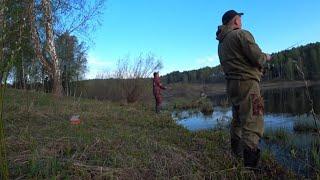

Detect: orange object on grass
[70,115,81,125]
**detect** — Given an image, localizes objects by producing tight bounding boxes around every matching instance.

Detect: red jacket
[153,76,166,103]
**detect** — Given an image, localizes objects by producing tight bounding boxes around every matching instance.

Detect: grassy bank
[293,115,320,133]
[263,127,320,177]
[2,89,296,179]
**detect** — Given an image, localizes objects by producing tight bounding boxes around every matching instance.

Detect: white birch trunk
[42,0,63,97]
[29,0,63,97]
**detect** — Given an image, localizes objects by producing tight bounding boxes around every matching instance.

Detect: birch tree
[28,0,106,97]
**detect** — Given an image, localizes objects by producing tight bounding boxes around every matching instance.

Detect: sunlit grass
[2,88,297,179]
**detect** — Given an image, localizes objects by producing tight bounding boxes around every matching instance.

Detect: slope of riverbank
[1,89,297,179]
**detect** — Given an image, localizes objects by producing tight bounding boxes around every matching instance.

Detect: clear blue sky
[86,0,320,79]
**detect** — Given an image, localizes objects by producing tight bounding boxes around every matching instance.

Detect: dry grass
[2,88,298,179]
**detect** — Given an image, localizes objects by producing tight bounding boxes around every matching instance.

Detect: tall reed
[0,84,9,180]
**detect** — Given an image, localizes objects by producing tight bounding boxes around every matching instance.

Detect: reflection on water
[172,107,232,131]
[173,108,296,131]
[264,85,320,115]
[173,85,320,131]
[208,85,320,114]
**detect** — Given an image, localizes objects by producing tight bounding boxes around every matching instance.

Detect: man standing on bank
[216,10,272,168]
[153,72,166,113]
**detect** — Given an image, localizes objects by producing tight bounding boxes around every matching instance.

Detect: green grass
[172,97,214,116]
[172,98,201,110]
[287,134,320,175]
[263,127,320,176]
[0,87,9,180]
[311,145,320,171]
[2,89,297,179]
[293,115,320,133]
[263,127,290,142]
[199,99,214,115]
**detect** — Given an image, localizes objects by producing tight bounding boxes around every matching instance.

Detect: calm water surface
[173,85,320,131]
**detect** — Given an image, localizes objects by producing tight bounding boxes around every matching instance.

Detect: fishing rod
[263,42,302,72]
[293,59,320,133]
[266,41,320,133]
[284,41,302,51]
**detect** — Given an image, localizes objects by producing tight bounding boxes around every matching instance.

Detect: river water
[173,84,320,131]
[172,84,320,177]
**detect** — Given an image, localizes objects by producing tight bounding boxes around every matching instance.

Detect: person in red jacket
[153,72,166,113]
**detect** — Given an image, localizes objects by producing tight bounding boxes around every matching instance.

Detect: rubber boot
[156,104,160,114]
[231,137,243,158]
[243,147,260,168]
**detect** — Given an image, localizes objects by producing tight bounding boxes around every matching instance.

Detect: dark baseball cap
[222,10,244,25]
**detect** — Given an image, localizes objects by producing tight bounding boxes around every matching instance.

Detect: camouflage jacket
[216,25,268,81]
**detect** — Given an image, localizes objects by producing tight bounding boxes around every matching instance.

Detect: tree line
[264,42,320,81]
[1,0,106,97]
[162,66,224,84]
[162,42,320,84]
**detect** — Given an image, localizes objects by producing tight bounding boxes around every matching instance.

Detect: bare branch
[53,0,107,37]
[113,53,163,103]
